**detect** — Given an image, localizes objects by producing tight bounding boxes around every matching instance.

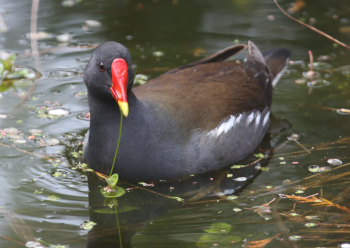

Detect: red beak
[110,58,129,117]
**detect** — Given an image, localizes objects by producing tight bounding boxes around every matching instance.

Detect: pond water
[0,0,350,247]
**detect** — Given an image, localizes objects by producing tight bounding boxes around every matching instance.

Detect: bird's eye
[97,61,106,72]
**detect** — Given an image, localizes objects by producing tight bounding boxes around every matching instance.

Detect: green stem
[115,205,123,248]
[109,109,123,177]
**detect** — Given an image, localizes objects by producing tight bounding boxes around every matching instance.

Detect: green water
[0,0,349,247]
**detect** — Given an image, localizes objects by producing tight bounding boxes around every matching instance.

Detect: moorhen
[83,41,290,180]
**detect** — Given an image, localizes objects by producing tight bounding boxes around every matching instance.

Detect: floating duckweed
[71,151,80,158]
[289,235,301,241]
[53,171,62,177]
[232,208,242,212]
[172,197,184,202]
[72,163,94,172]
[233,39,240,44]
[74,91,87,98]
[47,195,60,201]
[231,165,245,169]
[153,51,165,57]
[305,222,317,227]
[308,165,320,173]
[226,195,238,200]
[305,215,320,220]
[308,165,331,173]
[254,153,264,158]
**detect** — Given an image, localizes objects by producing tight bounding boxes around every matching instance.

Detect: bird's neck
[88,91,140,124]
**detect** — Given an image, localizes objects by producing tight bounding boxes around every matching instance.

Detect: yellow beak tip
[117,101,129,117]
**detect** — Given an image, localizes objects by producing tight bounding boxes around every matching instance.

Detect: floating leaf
[327,158,342,166]
[48,109,69,116]
[81,221,97,231]
[85,20,102,28]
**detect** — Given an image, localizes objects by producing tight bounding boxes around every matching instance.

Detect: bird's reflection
[85,125,290,248]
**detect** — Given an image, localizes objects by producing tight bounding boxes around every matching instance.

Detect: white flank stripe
[255,113,261,127]
[235,113,243,124]
[263,111,270,126]
[246,112,255,125]
[207,115,236,137]
[206,110,268,138]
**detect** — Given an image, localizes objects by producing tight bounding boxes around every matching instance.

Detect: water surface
[0,0,349,247]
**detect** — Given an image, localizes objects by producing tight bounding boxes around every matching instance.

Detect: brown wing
[134,61,267,133]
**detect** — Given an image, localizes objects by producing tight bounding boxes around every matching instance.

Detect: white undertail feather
[272,58,289,87]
